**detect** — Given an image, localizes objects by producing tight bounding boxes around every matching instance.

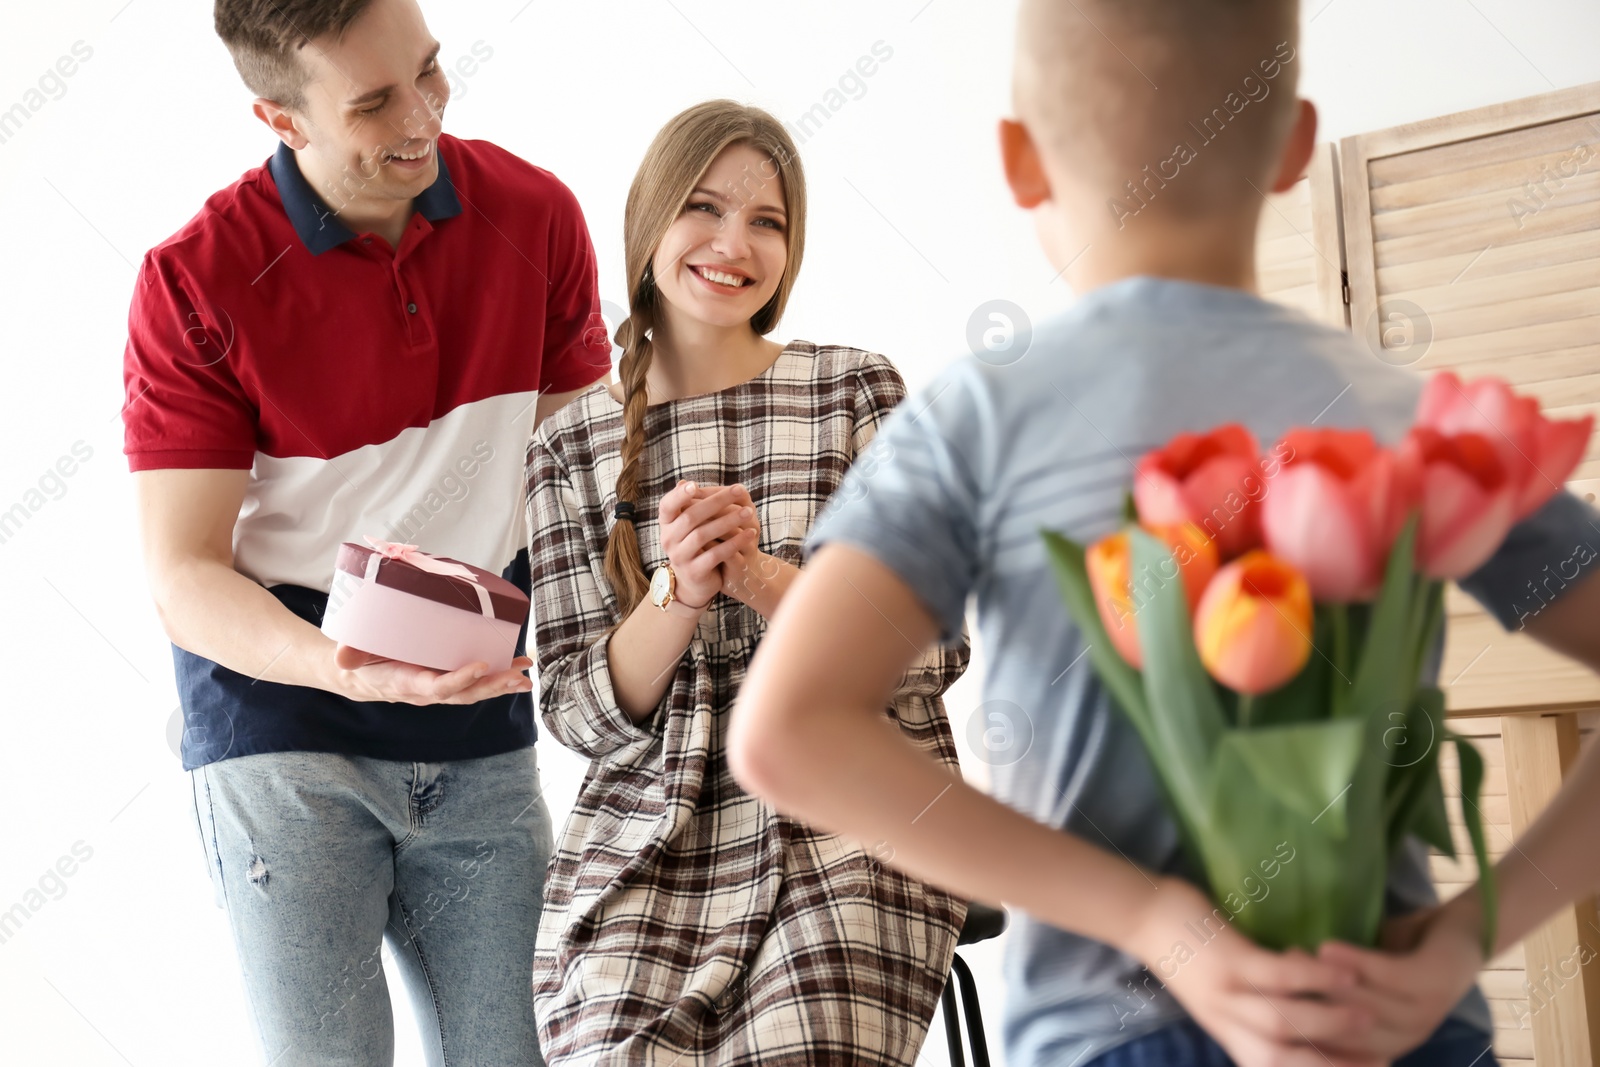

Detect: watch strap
[663,594,707,618]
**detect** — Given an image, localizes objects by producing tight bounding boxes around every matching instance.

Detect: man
[123,1,612,1063]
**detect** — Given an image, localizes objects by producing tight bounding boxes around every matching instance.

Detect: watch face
[650,564,673,606]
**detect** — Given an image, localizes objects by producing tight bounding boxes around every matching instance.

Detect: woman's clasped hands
[657,479,771,609]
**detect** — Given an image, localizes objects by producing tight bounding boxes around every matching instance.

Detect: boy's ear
[253,98,310,151]
[1269,98,1318,194]
[999,118,1051,209]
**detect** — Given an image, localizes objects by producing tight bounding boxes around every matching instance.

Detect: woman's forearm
[605,593,708,722]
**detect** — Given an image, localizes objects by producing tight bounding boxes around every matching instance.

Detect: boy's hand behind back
[1129,878,1389,1067]
[1315,898,1488,1061]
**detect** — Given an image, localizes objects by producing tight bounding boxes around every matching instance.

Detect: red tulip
[1194,551,1313,695]
[1086,523,1219,669]
[1260,429,1419,602]
[1402,427,1518,580]
[1134,425,1264,559]
[1415,372,1593,521]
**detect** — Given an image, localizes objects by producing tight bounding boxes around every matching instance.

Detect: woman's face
[651,143,789,331]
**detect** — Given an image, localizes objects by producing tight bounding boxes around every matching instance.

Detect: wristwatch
[649,563,708,618]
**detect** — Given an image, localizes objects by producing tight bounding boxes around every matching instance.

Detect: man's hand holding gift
[324,536,536,704]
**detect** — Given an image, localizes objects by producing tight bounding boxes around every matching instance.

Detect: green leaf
[1348,515,1423,723]
[1202,742,1383,950]
[1040,530,1148,724]
[1409,580,1446,686]
[1041,527,1209,869]
[1451,732,1498,958]
[1383,687,1454,858]
[1127,527,1228,820]
[1214,719,1365,839]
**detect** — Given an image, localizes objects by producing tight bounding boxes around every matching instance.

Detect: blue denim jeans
[1086,1016,1498,1067]
[190,746,555,1067]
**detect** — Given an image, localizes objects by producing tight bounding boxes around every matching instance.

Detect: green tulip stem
[1238,692,1255,728]
[1332,604,1351,717]
[1413,581,1446,685]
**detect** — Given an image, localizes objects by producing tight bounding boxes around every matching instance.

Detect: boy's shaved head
[1015,0,1302,222]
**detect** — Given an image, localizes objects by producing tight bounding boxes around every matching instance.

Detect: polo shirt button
[407,302,418,314]
[362,237,373,245]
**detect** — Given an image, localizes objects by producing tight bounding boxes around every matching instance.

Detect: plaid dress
[523,341,971,1066]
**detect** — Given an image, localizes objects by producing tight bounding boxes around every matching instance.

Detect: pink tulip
[1415,372,1593,521]
[1260,429,1418,602]
[1134,425,1264,559]
[1402,428,1518,580]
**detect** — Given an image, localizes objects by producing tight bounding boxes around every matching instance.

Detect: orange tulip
[1194,551,1312,695]
[1086,523,1219,669]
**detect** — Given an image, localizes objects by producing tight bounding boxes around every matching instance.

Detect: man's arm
[730,543,1383,1067]
[534,381,602,432]
[135,468,530,703]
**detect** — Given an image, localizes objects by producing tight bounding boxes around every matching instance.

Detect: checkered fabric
[524,341,971,1065]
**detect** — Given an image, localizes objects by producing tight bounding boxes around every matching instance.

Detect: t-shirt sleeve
[122,252,258,472]
[536,177,613,396]
[1456,488,1600,631]
[805,357,984,646]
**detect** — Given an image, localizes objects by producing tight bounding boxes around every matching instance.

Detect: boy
[728,1,1600,1065]
[123,1,611,1062]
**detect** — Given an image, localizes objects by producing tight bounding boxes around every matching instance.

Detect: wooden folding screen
[1254,81,1600,1066]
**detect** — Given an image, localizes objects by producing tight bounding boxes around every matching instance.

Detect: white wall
[0,1,1595,1063]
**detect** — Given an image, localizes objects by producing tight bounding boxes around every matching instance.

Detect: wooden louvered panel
[1367,111,1600,190]
[1435,475,1599,717]
[1432,721,1528,1062]
[1343,82,1600,1067]
[1368,171,1600,246]
[1370,127,1600,211]
[1433,717,1596,1065]
[1377,228,1600,293]
[1342,81,1600,719]
[1253,141,1347,328]
[1370,199,1600,269]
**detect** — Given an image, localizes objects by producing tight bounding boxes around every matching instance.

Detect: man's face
[291,0,448,214]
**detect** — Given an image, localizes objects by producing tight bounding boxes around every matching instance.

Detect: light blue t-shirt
[805,275,1599,1065]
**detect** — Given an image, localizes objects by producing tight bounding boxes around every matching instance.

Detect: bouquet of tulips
[1043,373,1592,955]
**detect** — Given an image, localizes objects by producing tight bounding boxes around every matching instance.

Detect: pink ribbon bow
[362,535,493,617]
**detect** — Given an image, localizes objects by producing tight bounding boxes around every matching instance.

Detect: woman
[523,100,970,1065]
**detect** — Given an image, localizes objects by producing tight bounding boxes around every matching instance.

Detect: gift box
[321,536,529,673]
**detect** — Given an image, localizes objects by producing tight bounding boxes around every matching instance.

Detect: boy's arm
[1493,568,1600,940]
[731,542,1384,1067]
[1320,568,1600,1055]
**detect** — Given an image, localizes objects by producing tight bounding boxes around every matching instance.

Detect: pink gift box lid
[333,542,529,626]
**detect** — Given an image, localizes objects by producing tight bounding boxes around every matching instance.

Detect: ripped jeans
[190,747,554,1067]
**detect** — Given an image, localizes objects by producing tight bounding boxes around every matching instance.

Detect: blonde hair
[602,100,808,615]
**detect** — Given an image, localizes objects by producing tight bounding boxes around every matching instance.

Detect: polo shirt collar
[270,139,463,256]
